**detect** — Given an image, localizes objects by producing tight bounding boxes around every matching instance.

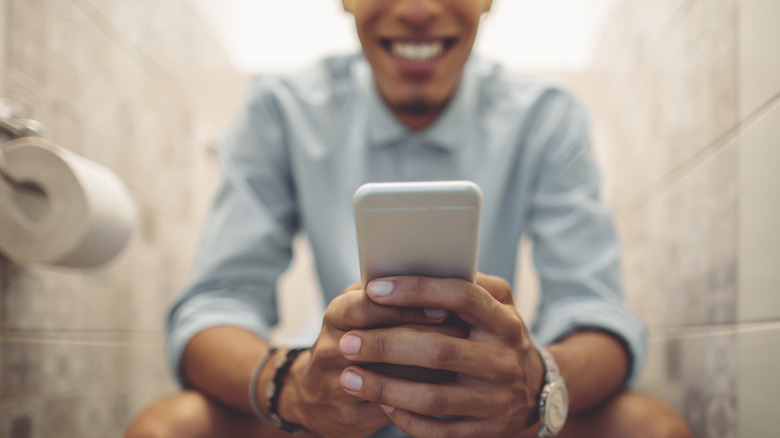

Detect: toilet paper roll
[0,136,136,268]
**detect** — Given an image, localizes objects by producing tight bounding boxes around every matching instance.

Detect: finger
[365,277,519,334]
[339,366,496,418]
[476,273,515,305]
[399,322,469,339]
[348,401,395,435]
[340,327,488,376]
[381,407,490,438]
[324,289,448,331]
[361,363,457,384]
[342,281,363,294]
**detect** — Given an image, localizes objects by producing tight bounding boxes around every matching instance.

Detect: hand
[279,282,460,438]
[337,274,545,438]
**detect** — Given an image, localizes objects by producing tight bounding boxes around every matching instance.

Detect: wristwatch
[536,345,568,437]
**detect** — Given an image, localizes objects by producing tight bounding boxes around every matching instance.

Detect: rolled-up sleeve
[526,93,648,388]
[165,76,299,387]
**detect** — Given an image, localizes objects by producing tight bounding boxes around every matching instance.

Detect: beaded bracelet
[266,347,309,435]
[248,347,278,423]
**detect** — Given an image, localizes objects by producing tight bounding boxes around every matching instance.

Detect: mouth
[380,38,458,63]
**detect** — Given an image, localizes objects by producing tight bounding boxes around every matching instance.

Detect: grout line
[734,0,742,330]
[649,320,780,340]
[68,0,189,106]
[1,330,165,347]
[0,328,163,334]
[0,0,7,97]
[616,89,780,216]
[633,0,698,69]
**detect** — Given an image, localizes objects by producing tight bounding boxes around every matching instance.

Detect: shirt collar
[356,57,474,153]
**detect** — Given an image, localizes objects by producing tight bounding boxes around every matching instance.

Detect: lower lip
[391,55,443,77]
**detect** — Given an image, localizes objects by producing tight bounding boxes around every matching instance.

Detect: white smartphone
[353,181,482,285]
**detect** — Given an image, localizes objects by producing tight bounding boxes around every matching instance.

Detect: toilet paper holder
[0,100,137,268]
[0,102,46,190]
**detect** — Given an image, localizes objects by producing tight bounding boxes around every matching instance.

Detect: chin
[394,100,439,116]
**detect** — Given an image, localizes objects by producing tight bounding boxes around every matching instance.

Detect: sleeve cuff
[530,298,648,388]
[165,295,274,388]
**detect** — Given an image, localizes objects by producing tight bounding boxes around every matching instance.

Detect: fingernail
[424,308,448,320]
[341,370,363,391]
[340,334,361,355]
[368,280,394,297]
[380,404,395,414]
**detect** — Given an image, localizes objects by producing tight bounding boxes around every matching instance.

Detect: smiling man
[350,0,481,129]
[125,1,692,437]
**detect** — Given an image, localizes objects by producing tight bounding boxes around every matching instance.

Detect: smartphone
[353,181,482,285]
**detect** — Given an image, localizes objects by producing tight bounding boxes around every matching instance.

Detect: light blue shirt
[166,54,648,406]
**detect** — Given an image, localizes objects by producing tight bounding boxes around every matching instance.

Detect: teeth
[391,41,444,62]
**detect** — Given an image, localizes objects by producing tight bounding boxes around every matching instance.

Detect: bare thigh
[125,390,692,438]
[556,391,693,438]
[123,390,294,438]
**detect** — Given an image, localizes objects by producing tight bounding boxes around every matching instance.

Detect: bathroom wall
[547,0,779,436]
[2,1,779,437]
[0,0,246,436]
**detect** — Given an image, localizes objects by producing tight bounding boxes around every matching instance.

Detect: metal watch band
[536,345,568,437]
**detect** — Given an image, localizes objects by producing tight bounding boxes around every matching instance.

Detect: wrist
[527,344,546,425]
[535,345,569,437]
[277,348,311,427]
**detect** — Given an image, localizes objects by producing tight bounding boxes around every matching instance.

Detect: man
[125,1,693,437]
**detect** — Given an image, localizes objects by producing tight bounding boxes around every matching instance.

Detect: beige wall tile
[0,1,237,433]
[637,330,737,438]
[618,144,737,327]
[0,0,6,95]
[738,101,780,322]
[589,0,694,71]
[0,339,175,438]
[583,0,738,209]
[737,325,780,437]
[739,0,780,119]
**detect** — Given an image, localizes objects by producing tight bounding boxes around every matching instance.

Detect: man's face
[344,0,491,130]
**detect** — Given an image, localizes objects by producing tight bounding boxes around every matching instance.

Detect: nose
[391,0,444,29]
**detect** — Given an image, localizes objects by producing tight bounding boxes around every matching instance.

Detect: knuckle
[374,334,388,360]
[370,377,387,402]
[494,277,512,296]
[428,339,457,368]
[450,282,472,310]
[494,388,515,410]
[325,292,359,327]
[502,322,523,344]
[464,422,481,438]
[420,390,447,414]
[310,339,344,368]
[350,294,371,326]
[430,428,450,438]
[411,276,427,292]
[479,274,513,301]
[323,301,338,324]
[334,405,355,428]
[495,355,521,381]
[397,412,416,435]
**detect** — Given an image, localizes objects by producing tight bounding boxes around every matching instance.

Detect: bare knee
[124,391,215,438]
[604,392,694,438]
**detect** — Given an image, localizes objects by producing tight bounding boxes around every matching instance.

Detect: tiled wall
[3,1,779,437]
[553,1,779,436]
[0,1,246,436]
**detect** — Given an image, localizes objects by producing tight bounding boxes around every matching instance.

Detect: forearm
[182,326,311,437]
[546,330,630,413]
[183,326,269,411]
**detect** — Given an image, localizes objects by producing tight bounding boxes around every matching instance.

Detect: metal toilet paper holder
[0,100,136,268]
[0,101,46,191]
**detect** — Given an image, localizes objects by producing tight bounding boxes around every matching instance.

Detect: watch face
[545,382,569,432]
